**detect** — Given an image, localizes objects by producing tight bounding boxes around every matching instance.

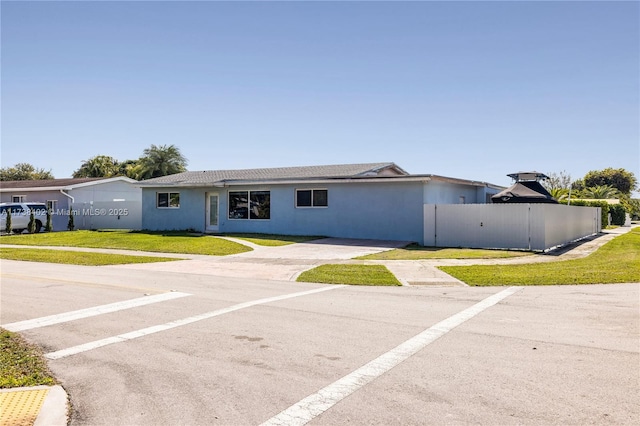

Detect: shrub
[67,211,75,231]
[45,209,53,232]
[5,209,12,234]
[609,204,626,226]
[27,211,36,234]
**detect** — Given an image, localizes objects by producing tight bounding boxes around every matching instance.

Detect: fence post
[527,204,531,251]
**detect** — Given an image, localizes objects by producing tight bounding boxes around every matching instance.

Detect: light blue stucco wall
[142,181,425,242]
[141,180,497,243]
[142,187,208,231]
[225,181,425,242]
[423,181,481,204]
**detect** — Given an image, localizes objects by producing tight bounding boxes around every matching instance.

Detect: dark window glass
[250,191,270,220]
[296,189,327,207]
[157,193,169,208]
[229,191,249,219]
[312,190,328,207]
[157,192,180,208]
[296,190,312,207]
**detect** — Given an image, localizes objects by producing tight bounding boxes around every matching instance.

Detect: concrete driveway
[112,238,411,281]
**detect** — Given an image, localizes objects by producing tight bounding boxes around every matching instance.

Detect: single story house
[0,177,142,230]
[138,162,503,244]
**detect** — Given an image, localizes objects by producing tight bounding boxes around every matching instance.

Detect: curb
[0,385,68,426]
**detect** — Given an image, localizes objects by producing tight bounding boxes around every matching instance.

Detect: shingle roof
[0,178,103,189]
[139,163,408,186]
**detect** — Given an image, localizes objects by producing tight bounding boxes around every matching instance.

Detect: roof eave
[137,174,504,189]
[0,186,67,192]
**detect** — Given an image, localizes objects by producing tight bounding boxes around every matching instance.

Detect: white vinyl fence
[423,204,601,251]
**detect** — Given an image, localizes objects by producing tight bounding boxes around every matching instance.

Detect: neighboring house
[139,162,503,244]
[0,177,142,231]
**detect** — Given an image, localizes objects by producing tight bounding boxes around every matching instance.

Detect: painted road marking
[3,292,192,332]
[45,285,345,360]
[261,286,523,426]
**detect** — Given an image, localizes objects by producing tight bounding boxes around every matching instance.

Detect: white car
[0,202,48,234]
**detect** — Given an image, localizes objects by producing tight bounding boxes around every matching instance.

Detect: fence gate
[423,204,600,251]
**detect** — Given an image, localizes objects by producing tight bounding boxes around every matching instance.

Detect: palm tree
[73,155,120,178]
[136,144,188,180]
[580,185,620,199]
[549,188,569,201]
[117,159,140,179]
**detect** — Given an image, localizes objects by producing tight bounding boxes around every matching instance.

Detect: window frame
[156,192,180,209]
[12,195,26,203]
[47,200,58,211]
[295,188,328,208]
[228,190,271,220]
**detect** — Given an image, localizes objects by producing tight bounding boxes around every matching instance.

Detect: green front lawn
[440,227,640,285]
[0,230,252,256]
[357,244,532,260]
[0,328,56,388]
[297,264,402,286]
[0,248,181,266]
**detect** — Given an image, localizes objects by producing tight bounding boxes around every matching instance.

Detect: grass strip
[357,244,531,260]
[0,247,181,266]
[0,230,251,255]
[439,228,640,286]
[0,328,56,388]
[297,264,402,286]
[223,233,324,246]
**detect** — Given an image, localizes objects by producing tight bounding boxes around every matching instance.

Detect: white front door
[206,193,219,232]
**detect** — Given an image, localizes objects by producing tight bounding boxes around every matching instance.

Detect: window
[459,196,466,204]
[12,195,25,203]
[296,189,328,208]
[157,192,180,208]
[229,191,270,220]
[47,200,58,211]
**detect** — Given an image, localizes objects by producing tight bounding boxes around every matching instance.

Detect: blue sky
[2,0,638,191]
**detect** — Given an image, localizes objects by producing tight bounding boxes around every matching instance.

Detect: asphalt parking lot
[2,259,638,425]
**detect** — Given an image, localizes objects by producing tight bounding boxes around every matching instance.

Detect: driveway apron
[111,238,411,281]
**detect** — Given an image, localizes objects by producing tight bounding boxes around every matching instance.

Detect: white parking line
[45,285,345,360]
[2,292,192,332]
[261,286,523,426]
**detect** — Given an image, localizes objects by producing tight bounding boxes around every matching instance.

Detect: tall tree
[135,144,188,180]
[73,155,120,178]
[583,168,637,196]
[543,170,573,191]
[0,163,54,181]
